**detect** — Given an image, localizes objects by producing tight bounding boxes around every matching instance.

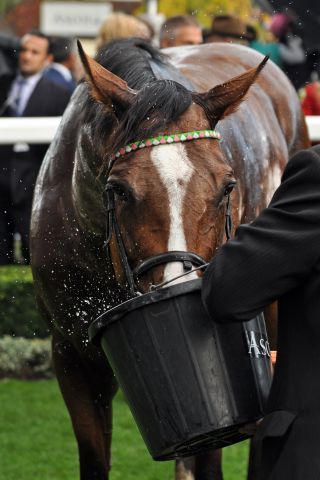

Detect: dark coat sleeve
[24,77,71,117]
[201,146,320,323]
[21,78,72,165]
[0,76,72,172]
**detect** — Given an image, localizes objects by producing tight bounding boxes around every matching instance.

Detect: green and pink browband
[114,129,221,159]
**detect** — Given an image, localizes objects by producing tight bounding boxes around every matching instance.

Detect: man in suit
[43,36,77,93]
[0,31,71,265]
[202,145,320,479]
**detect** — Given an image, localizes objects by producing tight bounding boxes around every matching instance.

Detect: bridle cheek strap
[225,193,232,240]
[103,185,136,296]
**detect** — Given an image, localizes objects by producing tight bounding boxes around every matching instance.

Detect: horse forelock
[83,78,194,170]
[112,81,192,148]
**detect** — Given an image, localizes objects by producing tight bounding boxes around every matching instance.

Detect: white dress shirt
[9,72,43,116]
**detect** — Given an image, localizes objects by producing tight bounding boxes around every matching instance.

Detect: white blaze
[151,143,198,283]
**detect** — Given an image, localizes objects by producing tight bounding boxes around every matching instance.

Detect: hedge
[0,335,52,379]
[0,266,49,338]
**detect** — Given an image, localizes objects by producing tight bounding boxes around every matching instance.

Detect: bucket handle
[150,263,209,291]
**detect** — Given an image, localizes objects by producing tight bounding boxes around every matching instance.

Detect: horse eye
[110,182,129,201]
[224,181,237,196]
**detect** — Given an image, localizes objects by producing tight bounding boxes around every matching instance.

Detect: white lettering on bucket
[246,330,271,358]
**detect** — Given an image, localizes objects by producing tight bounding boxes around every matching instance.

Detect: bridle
[103,129,233,297]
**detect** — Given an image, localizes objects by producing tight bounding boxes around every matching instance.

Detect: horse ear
[198,56,268,125]
[77,40,137,113]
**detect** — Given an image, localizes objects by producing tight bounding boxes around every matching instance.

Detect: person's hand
[239,418,262,436]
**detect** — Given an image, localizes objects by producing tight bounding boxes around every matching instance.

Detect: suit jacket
[44,66,76,93]
[202,146,320,480]
[0,75,71,204]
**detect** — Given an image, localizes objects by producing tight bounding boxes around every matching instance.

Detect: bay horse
[30,38,309,480]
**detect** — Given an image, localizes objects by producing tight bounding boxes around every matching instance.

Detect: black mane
[95,38,161,89]
[83,38,195,164]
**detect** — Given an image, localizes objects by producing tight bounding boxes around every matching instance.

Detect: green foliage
[0,266,49,339]
[0,380,250,480]
[158,0,252,27]
[0,0,20,15]
[0,336,52,379]
[0,379,79,480]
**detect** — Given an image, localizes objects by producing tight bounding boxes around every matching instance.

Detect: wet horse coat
[31,39,309,480]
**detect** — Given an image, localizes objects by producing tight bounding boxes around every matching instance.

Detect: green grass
[0,379,249,479]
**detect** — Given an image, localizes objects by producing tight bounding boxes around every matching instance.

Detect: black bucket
[89,278,272,460]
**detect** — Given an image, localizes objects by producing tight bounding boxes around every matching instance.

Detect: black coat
[1,74,71,162]
[202,145,320,480]
[0,75,71,205]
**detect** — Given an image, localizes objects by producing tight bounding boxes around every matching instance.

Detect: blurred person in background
[137,14,156,42]
[0,30,71,265]
[299,48,320,121]
[0,34,20,82]
[269,12,306,89]
[299,77,320,116]
[43,36,77,93]
[247,24,282,67]
[96,12,153,51]
[203,14,251,45]
[159,15,202,48]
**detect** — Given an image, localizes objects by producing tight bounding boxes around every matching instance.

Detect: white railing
[0,117,61,144]
[304,116,320,142]
[0,116,319,144]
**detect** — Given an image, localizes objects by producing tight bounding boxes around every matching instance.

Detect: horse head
[78,42,267,294]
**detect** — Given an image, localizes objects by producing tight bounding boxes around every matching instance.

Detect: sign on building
[41,2,112,37]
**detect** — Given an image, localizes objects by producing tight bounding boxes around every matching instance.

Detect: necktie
[14,78,27,116]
